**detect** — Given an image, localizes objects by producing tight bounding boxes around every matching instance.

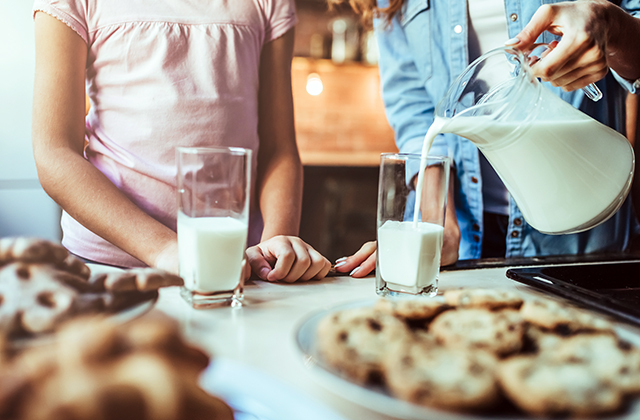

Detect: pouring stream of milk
[412,118,447,226]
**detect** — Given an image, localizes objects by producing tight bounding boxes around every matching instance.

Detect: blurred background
[0,0,396,261]
[0,1,62,242]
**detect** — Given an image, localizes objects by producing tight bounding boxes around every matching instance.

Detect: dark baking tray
[506,261,640,327]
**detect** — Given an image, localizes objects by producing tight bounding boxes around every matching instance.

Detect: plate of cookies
[296,288,640,419]
[0,314,234,420]
[0,237,183,347]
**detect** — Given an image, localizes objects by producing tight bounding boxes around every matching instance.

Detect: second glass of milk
[176,147,251,308]
[376,153,451,297]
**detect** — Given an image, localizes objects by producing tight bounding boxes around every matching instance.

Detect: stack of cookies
[317,288,640,417]
[0,237,183,338]
[0,315,233,420]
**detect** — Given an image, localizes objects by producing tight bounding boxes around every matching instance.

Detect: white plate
[200,357,347,420]
[294,300,640,420]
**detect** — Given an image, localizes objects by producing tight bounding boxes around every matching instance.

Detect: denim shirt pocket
[400,0,433,81]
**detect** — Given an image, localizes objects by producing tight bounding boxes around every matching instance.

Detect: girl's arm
[245,28,331,282]
[32,12,178,272]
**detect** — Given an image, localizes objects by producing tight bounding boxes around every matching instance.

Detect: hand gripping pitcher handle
[528,43,602,102]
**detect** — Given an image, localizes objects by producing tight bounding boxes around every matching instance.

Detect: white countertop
[148,267,555,420]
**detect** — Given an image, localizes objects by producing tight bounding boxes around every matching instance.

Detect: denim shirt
[374,0,640,260]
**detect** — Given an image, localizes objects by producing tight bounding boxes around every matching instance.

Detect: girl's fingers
[301,248,332,281]
[272,239,310,283]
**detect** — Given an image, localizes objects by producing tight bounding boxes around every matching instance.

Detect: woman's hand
[334,241,377,278]
[509,1,640,91]
[334,214,460,279]
[441,214,460,266]
[245,236,331,282]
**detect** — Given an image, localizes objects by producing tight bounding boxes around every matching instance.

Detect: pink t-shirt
[32,0,297,267]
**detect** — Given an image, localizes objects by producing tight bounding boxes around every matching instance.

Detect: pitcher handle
[582,83,603,102]
[525,44,603,102]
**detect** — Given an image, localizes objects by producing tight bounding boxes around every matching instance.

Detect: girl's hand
[246,236,331,282]
[153,240,180,275]
[334,241,377,278]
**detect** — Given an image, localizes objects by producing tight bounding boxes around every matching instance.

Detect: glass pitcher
[433,46,635,235]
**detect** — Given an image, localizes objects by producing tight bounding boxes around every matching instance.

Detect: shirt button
[473,234,480,243]
[510,13,518,22]
[471,176,478,183]
[472,223,480,232]
[513,218,522,226]
[454,25,463,34]
[510,231,520,238]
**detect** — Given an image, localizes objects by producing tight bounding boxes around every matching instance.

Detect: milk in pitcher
[424,114,633,234]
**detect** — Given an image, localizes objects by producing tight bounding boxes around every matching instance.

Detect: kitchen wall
[0,1,61,242]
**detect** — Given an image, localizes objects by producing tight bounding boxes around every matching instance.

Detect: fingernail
[505,37,520,46]
[259,267,271,279]
[350,267,361,277]
[334,261,347,269]
[335,257,347,263]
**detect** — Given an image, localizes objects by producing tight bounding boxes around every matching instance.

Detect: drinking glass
[376,153,450,297]
[176,147,251,308]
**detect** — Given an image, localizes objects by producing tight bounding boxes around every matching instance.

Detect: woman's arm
[245,28,331,282]
[32,12,178,272]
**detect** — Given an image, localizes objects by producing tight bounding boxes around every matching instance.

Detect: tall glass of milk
[376,153,451,297]
[176,147,251,308]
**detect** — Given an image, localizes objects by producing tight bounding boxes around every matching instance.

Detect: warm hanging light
[306,73,323,96]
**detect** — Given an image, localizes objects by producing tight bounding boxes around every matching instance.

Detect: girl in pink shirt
[32,0,331,282]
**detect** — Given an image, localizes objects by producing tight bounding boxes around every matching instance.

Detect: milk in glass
[377,220,443,290]
[376,149,449,296]
[177,212,247,293]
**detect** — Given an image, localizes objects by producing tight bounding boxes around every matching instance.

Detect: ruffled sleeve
[33,0,89,45]
[262,0,297,43]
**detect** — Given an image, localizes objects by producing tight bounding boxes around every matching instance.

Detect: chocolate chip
[16,265,30,280]
[367,370,384,385]
[37,291,56,308]
[401,356,414,367]
[338,331,348,342]
[469,361,485,376]
[554,324,572,336]
[367,318,382,331]
[414,387,432,402]
[617,340,632,351]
